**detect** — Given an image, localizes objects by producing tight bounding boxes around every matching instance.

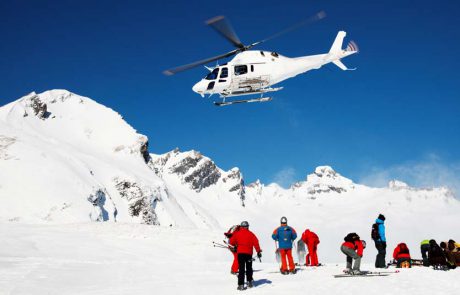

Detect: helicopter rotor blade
[163,49,240,76]
[258,10,326,45]
[206,15,245,49]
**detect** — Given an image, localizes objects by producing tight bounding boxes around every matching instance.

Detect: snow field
[1,223,459,295]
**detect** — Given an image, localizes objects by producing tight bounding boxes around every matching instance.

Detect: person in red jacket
[393,243,411,268]
[224,225,240,275]
[301,229,320,266]
[229,221,262,291]
[340,232,365,275]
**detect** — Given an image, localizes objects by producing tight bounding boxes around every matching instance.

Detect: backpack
[344,233,359,243]
[371,223,380,241]
[399,243,409,254]
[430,243,443,258]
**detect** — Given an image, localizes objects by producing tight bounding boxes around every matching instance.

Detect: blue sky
[1,0,459,191]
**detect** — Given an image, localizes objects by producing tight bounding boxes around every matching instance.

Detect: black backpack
[344,232,359,243]
[371,223,380,241]
[430,243,444,258]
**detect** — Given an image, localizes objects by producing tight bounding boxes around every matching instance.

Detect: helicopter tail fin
[329,31,346,54]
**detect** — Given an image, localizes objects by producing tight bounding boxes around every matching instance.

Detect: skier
[341,232,365,275]
[428,239,447,267]
[392,242,411,268]
[301,229,320,266]
[272,216,297,274]
[229,221,262,291]
[420,239,430,266]
[224,225,240,275]
[372,214,387,268]
[440,241,459,268]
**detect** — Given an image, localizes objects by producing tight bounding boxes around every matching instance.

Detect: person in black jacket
[428,239,447,267]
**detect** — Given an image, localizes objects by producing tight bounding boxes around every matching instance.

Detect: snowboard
[297,239,306,264]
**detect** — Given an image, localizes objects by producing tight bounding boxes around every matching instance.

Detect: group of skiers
[223,214,459,290]
[224,216,319,290]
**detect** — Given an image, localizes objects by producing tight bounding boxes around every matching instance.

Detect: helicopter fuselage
[192,44,356,98]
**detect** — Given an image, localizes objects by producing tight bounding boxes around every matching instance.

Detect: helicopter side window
[234,65,247,76]
[271,52,279,58]
[205,68,220,80]
[220,67,228,78]
[251,65,254,72]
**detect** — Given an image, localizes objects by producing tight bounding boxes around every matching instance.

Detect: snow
[1,223,459,295]
[1,90,459,294]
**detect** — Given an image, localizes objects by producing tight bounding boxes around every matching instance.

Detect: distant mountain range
[1,90,458,240]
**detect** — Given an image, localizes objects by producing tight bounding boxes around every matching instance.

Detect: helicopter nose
[192,81,205,96]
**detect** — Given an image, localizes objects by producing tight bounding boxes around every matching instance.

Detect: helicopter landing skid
[214,97,272,107]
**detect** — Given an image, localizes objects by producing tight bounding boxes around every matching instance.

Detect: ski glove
[257,252,262,258]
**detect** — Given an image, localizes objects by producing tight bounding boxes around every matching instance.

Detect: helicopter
[163,12,358,106]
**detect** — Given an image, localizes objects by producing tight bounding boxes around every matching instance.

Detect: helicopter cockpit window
[205,68,219,80]
[220,67,228,78]
[234,65,248,76]
[271,52,279,58]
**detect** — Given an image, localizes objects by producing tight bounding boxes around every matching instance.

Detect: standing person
[420,239,430,266]
[341,232,366,275]
[372,214,387,268]
[224,225,240,275]
[229,221,262,291]
[272,216,297,274]
[301,229,320,266]
[392,242,411,268]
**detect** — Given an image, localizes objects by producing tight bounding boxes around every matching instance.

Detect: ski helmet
[240,221,249,228]
[280,216,287,224]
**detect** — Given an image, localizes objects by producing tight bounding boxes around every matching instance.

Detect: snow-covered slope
[0,90,216,228]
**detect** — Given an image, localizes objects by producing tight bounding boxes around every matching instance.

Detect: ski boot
[290,269,297,274]
[237,285,247,291]
[247,280,254,288]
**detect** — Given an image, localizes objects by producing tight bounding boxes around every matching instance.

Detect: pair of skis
[334,270,399,278]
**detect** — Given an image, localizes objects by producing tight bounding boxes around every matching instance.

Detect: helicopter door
[212,67,230,93]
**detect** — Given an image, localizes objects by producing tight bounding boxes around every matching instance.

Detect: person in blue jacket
[374,214,387,268]
[272,216,297,274]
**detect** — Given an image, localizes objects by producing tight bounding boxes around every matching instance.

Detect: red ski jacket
[229,228,261,255]
[342,240,364,256]
[393,243,411,260]
[301,229,320,246]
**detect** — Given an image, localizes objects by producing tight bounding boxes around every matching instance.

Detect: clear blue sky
[1,0,459,189]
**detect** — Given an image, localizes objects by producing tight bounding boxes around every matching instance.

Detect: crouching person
[341,233,365,275]
[393,243,411,268]
[229,221,262,291]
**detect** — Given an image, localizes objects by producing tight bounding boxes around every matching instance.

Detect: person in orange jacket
[229,221,262,291]
[340,232,365,275]
[301,229,320,266]
[224,225,240,275]
[272,216,297,274]
[393,242,411,268]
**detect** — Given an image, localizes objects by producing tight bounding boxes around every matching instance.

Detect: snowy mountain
[1,90,459,258]
[1,90,460,295]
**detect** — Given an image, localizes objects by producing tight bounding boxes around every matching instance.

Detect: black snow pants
[375,241,387,268]
[421,244,430,266]
[237,253,253,286]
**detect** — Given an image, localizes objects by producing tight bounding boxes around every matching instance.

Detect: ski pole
[212,242,229,249]
[222,240,236,249]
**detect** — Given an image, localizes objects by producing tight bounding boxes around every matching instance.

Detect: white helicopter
[164,12,358,106]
